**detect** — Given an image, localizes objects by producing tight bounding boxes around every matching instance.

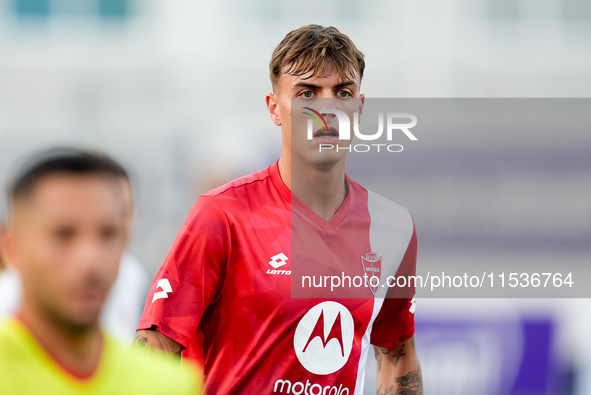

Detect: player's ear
[266,93,282,127]
[358,93,365,117]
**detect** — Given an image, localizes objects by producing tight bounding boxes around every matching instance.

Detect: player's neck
[18,299,103,379]
[279,155,348,222]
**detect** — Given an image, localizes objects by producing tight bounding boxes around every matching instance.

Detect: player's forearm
[374,337,423,395]
[376,363,423,395]
[133,328,184,359]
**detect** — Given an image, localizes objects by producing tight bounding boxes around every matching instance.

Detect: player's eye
[299,91,314,98]
[53,227,75,242]
[100,226,120,241]
[337,90,352,98]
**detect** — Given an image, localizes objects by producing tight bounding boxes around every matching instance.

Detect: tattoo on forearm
[376,369,423,395]
[133,336,150,350]
[375,346,391,372]
[375,337,422,395]
[132,330,183,359]
[377,346,391,355]
[374,343,406,370]
[391,344,406,366]
[396,370,421,387]
[374,347,383,371]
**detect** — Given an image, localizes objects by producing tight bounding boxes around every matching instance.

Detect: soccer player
[0,155,150,342]
[0,149,200,394]
[136,25,422,395]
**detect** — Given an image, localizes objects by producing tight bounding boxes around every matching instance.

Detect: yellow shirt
[0,318,201,395]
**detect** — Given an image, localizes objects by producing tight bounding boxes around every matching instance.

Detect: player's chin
[64,298,106,329]
[306,149,347,167]
[43,302,102,333]
[66,308,102,331]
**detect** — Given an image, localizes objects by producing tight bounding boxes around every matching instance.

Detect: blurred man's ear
[0,224,13,271]
[0,227,5,271]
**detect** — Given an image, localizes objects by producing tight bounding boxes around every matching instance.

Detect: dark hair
[270,24,365,89]
[9,148,128,203]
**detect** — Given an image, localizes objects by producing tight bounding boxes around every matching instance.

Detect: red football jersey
[138,161,417,395]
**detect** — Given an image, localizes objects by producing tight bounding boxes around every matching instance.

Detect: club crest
[361,252,382,295]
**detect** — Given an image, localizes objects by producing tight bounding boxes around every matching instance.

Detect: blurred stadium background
[0,0,590,394]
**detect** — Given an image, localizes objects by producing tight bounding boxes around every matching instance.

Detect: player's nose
[70,237,110,275]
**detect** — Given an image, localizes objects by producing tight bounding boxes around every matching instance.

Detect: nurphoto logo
[303,107,418,153]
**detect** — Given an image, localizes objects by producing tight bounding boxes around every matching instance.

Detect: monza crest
[361,252,382,295]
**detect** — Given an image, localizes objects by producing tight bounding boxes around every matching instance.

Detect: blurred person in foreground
[0,155,149,343]
[0,221,22,318]
[0,149,200,394]
[135,25,421,395]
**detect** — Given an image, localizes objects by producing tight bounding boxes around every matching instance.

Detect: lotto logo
[269,253,289,269]
[152,278,172,303]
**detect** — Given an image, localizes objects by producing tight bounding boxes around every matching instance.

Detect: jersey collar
[269,160,352,230]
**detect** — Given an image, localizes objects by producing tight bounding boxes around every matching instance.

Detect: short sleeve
[370,225,417,350]
[137,196,230,349]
